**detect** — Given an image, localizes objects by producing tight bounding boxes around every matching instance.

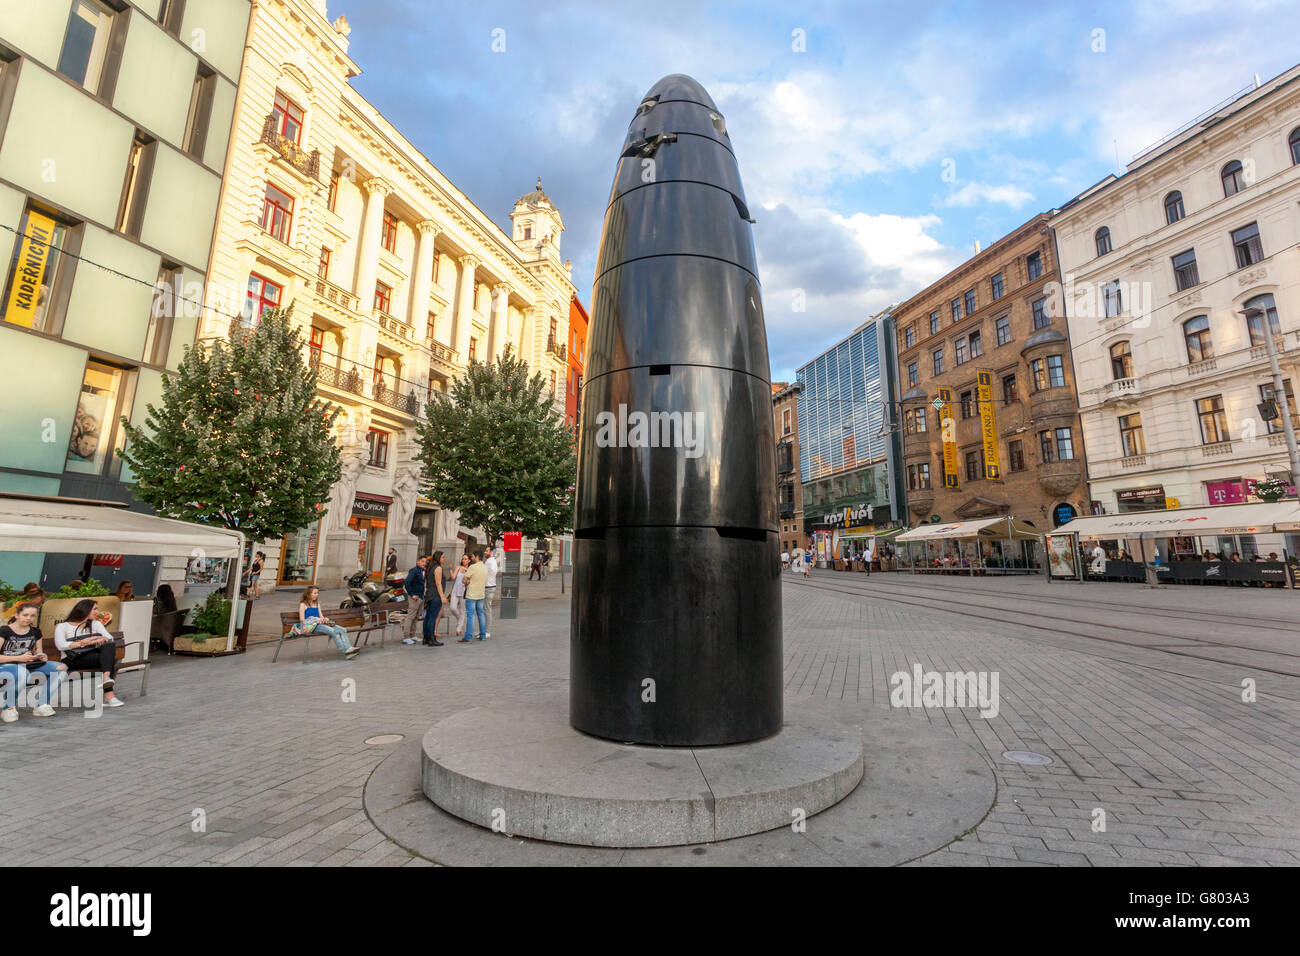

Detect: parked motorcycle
[339,570,409,611]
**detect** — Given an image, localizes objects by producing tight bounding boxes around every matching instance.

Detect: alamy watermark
[593,404,705,458]
[889,663,1000,718]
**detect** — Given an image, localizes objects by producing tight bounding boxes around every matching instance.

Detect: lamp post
[1241,307,1299,501]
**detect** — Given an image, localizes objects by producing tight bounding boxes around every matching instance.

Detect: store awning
[839,527,906,540]
[0,493,245,558]
[897,517,1043,542]
[1052,501,1300,538]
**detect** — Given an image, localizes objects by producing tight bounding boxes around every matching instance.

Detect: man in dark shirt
[402,556,428,641]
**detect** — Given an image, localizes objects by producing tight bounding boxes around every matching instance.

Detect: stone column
[410,219,438,334]
[353,177,394,312]
[453,254,480,362]
[489,283,512,359]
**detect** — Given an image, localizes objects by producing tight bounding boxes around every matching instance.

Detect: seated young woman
[53,599,124,707]
[296,586,359,659]
[0,602,68,721]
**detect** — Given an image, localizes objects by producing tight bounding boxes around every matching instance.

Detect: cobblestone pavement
[1,571,1295,866]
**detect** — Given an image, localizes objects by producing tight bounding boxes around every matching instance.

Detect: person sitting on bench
[1,602,68,721]
[53,599,124,708]
[296,586,359,659]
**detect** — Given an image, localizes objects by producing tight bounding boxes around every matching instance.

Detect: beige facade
[201,0,576,588]
[772,382,806,555]
[1052,65,1300,518]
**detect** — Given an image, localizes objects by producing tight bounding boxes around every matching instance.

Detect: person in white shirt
[1089,542,1107,574]
[482,546,500,639]
[53,599,124,707]
[781,550,790,569]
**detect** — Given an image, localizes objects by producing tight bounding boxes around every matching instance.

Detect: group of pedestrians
[527,548,551,581]
[401,547,499,646]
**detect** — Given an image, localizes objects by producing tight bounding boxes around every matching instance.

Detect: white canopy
[1051,501,1300,538]
[0,494,245,558]
[897,517,1044,542]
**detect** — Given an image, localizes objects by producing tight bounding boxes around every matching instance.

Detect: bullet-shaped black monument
[571,74,782,746]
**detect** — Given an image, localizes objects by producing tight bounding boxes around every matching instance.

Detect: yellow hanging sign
[977,370,1000,479]
[4,210,57,328]
[938,387,959,489]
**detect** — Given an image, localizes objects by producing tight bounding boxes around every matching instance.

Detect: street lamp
[1240,307,1300,501]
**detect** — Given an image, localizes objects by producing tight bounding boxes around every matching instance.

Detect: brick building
[565,293,588,435]
[893,214,1090,529]
[772,381,806,555]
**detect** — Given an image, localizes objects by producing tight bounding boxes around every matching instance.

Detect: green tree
[119,306,342,541]
[414,345,575,545]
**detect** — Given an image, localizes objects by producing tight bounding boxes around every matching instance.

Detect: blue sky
[335,0,1298,380]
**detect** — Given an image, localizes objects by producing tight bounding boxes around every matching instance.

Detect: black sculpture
[571,74,781,746]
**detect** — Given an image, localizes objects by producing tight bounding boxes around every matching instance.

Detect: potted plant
[38,579,119,635]
[173,592,231,655]
[1252,476,1290,503]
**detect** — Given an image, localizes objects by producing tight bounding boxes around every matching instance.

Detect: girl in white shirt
[54,599,124,708]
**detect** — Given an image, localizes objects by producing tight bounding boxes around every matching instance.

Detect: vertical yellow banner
[977,370,1000,479]
[938,387,959,489]
[4,210,57,328]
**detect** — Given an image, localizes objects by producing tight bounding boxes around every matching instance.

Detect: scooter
[340,570,409,610]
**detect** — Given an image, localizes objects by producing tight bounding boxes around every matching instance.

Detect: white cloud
[938,182,1035,208]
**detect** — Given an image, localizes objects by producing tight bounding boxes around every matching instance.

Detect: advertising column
[499,531,521,619]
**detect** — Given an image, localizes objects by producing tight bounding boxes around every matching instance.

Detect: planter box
[172,634,227,655]
[39,596,121,634]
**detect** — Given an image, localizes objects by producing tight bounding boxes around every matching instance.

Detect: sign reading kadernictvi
[938,387,959,489]
[499,531,521,620]
[4,209,57,328]
[976,370,1000,479]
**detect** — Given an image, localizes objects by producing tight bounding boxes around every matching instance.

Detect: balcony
[428,338,459,371]
[1028,391,1078,425]
[778,502,796,518]
[1036,459,1084,496]
[1119,454,1148,469]
[308,348,365,398]
[307,347,429,417]
[907,488,935,516]
[376,310,414,341]
[903,430,931,458]
[1099,377,1140,405]
[1201,440,1233,458]
[1186,357,1218,377]
[546,335,568,361]
[258,113,320,181]
[313,277,358,313]
[777,459,795,475]
[374,377,428,417]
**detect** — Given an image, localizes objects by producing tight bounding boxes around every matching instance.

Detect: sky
[333,0,1299,380]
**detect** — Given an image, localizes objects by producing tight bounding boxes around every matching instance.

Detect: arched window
[1221,160,1245,197]
[1289,127,1300,166]
[1243,293,1281,347]
[1183,315,1213,363]
[1109,341,1133,380]
[1164,190,1184,224]
[1095,227,1111,257]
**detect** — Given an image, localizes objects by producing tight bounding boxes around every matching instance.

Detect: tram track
[790,574,1300,682]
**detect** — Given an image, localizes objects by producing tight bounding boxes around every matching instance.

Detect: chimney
[973,238,981,254]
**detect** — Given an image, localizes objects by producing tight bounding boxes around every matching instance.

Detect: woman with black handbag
[53,599,124,707]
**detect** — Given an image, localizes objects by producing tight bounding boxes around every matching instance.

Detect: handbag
[290,620,320,637]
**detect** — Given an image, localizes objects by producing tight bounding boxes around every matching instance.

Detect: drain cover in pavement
[365,734,405,746]
[1002,750,1052,765]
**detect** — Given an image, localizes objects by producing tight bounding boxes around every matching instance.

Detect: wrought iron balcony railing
[259,113,320,180]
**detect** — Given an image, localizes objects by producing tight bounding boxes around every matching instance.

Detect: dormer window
[522,223,533,239]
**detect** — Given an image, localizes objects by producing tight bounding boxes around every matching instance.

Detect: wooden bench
[274,607,394,663]
[40,632,150,697]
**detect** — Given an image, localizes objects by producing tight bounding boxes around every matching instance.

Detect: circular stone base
[421,698,864,847]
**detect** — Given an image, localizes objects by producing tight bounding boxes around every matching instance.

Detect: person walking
[401,556,429,643]
[528,549,543,581]
[482,546,499,639]
[248,552,265,599]
[295,587,359,659]
[422,551,447,647]
[543,550,552,578]
[459,552,489,643]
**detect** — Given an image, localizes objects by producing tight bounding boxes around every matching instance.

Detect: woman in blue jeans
[297,587,359,659]
[1,602,67,721]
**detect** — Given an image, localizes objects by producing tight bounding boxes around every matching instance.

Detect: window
[955,337,969,365]
[1221,160,1245,197]
[1260,381,1298,435]
[309,325,326,361]
[66,359,132,477]
[963,289,976,315]
[374,282,392,315]
[907,463,931,490]
[960,390,974,419]
[1183,315,1213,363]
[272,91,304,144]
[1119,413,1145,456]
[381,211,398,252]
[1196,395,1228,445]
[995,315,1011,346]
[327,171,340,211]
[1231,222,1263,268]
[913,407,927,433]
[523,224,532,240]
[1032,296,1050,328]
[58,0,120,95]
[929,311,939,335]
[116,131,156,238]
[964,450,984,481]
[991,272,1004,300]
[1110,341,1133,380]
[1291,127,1300,166]
[1002,374,1018,405]
[182,64,216,159]
[1095,227,1111,256]
[426,311,437,341]
[1008,440,1025,472]
[1172,249,1199,290]
[316,247,331,280]
[950,298,961,323]
[907,361,918,386]
[1038,430,1054,463]
[468,336,477,361]
[1047,354,1065,388]
[366,428,390,468]
[3,206,77,333]
[1026,251,1042,280]
[1102,281,1122,318]
[1164,190,1185,224]
[244,274,281,325]
[782,409,791,435]
[550,370,557,396]
[1243,293,1281,347]
[432,253,440,285]
[904,325,914,348]
[1053,427,1075,461]
[158,0,186,35]
[1031,358,1046,391]
[261,183,294,243]
[144,263,178,366]
[932,348,944,375]
[969,330,983,359]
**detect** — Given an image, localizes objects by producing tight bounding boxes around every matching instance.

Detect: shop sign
[351,494,391,518]
[820,502,874,526]
[1117,486,1164,501]
[976,370,1000,479]
[4,209,56,327]
[938,387,958,489]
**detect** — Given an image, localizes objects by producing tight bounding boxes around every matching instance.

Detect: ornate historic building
[1052,65,1300,517]
[201,0,577,588]
[772,381,807,556]
[893,214,1090,529]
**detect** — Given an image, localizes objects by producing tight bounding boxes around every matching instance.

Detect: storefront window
[66,360,129,475]
[279,523,318,584]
